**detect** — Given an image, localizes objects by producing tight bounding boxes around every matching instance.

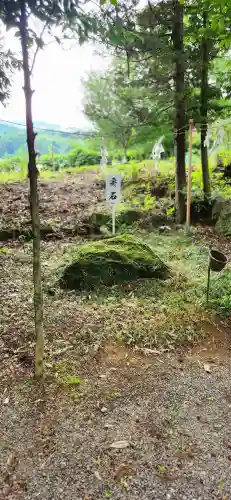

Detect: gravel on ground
[1,329,231,500]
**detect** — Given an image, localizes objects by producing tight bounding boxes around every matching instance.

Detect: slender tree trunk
[200,12,211,197]
[172,0,186,223]
[20,0,44,379]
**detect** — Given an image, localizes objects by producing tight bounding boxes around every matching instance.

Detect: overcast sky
[0,0,148,130]
[0,34,109,129]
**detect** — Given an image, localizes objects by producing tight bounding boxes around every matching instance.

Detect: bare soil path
[1,323,231,500]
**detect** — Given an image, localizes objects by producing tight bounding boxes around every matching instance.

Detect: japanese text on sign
[105,174,122,205]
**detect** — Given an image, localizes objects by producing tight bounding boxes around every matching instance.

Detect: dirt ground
[1,325,231,500]
[0,173,106,239]
[1,174,231,499]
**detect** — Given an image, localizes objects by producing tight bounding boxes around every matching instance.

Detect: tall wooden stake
[52,149,54,170]
[186,119,193,234]
[206,265,211,304]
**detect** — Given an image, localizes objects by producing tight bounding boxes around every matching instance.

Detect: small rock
[159,225,172,233]
[100,407,108,414]
[110,440,130,449]
[104,423,114,429]
[204,363,212,373]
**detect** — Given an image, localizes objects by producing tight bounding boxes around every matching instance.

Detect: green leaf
[100,0,117,4]
[219,478,225,491]
[27,39,34,48]
[36,37,44,49]
[157,464,167,473]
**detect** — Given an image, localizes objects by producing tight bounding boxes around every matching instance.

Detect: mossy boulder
[216,202,231,236]
[59,234,169,290]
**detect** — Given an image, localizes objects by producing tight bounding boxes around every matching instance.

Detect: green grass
[45,229,224,350]
[0,158,175,184]
[0,163,100,183]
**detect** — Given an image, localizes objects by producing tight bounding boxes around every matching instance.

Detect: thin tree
[19,0,43,378]
[172,0,186,223]
[200,11,211,197]
[0,0,117,379]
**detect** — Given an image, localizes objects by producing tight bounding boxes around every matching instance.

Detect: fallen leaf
[6,453,18,468]
[204,363,211,373]
[143,348,161,355]
[224,439,231,449]
[114,463,134,481]
[219,478,225,491]
[94,471,102,480]
[120,477,129,490]
[110,440,130,449]
[3,397,9,405]
[174,450,194,459]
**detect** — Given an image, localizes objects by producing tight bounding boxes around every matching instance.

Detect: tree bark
[200,12,211,197]
[172,0,186,223]
[20,0,44,379]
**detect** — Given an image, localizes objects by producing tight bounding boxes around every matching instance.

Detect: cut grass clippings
[43,230,215,355]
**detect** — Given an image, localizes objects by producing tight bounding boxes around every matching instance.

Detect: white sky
[0,0,148,130]
[0,35,109,129]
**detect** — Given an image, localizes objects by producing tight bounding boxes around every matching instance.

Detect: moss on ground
[59,234,169,290]
[216,202,231,236]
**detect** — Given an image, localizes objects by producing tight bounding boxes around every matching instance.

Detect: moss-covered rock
[59,234,169,290]
[216,202,231,236]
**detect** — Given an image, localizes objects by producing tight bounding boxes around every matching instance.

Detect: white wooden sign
[105,173,122,235]
[105,174,121,204]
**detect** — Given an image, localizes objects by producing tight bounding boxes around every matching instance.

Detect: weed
[157,464,167,473]
[55,361,85,386]
[58,374,85,386]
[0,247,9,253]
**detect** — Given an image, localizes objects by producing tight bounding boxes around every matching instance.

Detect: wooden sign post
[105,173,122,235]
[186,119,194,235]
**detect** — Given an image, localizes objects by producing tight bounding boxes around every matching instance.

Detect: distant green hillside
[0,121,90,157]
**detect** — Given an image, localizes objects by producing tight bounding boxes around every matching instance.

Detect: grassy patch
[208,269,231,316]
[44,230,217,351]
